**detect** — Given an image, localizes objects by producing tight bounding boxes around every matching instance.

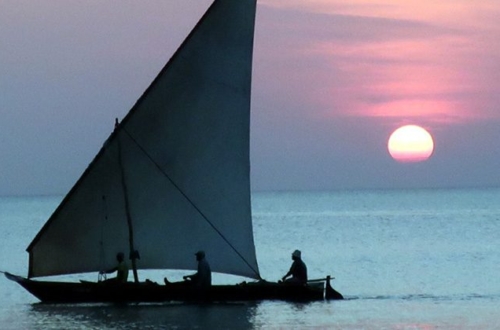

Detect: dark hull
[5,272,343,303]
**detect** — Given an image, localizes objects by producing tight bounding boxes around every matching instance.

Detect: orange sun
[388,125,434,163]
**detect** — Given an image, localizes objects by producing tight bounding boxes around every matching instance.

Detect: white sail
[27,0,260,280]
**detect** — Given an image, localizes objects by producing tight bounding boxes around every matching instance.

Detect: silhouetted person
[183,250,212,288]
[282,249,308,284]
[100,252,129,283]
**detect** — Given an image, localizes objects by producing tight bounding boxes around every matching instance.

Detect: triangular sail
[27,0,260,279]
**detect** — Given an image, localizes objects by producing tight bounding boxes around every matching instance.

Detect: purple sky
[1,0,500,196]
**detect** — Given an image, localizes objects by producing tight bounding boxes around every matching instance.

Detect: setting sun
[388,125,434,163]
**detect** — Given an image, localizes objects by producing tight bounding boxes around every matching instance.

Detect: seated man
[100,252,129,283]
[183,250,211,288]
[282,249,308,284]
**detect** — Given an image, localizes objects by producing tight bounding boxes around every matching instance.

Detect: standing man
[282,249,308,284]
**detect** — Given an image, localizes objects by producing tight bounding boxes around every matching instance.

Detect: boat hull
[5,272,343,303]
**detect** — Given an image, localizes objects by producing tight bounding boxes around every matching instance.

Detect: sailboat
[5,0,343,303]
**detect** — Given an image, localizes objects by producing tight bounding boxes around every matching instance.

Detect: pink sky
[1,0,500,194]
[257,0,500,123]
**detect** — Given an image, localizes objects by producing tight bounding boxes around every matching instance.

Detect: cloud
[255,3,499,127]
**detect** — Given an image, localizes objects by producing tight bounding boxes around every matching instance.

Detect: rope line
[98,195,108,282]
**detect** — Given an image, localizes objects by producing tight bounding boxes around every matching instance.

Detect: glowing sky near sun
[258,0,500,125]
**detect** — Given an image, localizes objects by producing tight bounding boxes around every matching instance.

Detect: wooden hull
[5,272,343,303]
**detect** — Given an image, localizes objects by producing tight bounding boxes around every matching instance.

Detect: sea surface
[1,188,499,329]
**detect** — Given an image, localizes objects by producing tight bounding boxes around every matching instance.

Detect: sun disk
[388,125,434,163]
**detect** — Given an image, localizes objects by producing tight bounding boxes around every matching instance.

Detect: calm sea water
[1,188,499,329]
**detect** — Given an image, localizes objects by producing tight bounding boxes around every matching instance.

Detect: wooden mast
[116,119,139,283]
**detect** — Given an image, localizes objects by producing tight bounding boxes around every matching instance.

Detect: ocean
[1,188,499,329]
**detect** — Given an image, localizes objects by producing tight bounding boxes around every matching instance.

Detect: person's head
[116,252,125,262]
[292,249,301,260]
[195,250,205,261]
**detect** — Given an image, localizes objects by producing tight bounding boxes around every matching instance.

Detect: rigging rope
[119,127,261,279]
[98,195,108,282]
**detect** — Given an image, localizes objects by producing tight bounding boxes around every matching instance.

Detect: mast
[116,119,139,283]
